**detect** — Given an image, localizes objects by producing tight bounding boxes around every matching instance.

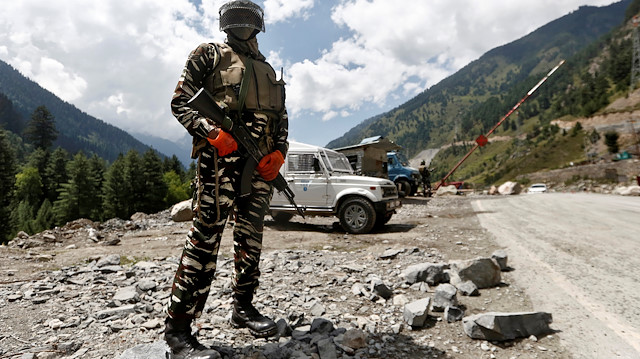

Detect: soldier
[164,1,288,358]
[419,160,432,197]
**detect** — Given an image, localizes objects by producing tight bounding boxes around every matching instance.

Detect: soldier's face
[226,27,255,41]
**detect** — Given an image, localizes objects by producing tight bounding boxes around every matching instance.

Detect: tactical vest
[204,43,285,119]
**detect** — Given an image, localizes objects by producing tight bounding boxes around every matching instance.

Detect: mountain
[326,0,633,155]
[0,60,154,162]
[131,131,194,168]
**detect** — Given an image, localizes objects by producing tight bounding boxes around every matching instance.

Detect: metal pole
[435,60,565,190]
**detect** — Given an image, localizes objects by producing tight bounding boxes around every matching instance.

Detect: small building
[332,136,402,178]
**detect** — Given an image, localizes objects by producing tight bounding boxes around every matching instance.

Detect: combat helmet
[219,0,265,33]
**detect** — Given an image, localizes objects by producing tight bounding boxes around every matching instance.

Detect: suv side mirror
[313,158,321,172]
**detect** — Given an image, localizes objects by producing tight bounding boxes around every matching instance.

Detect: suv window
[322,152,353,173]
[287,153,316,173]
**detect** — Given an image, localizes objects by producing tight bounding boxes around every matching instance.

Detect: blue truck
[387,151,421,197]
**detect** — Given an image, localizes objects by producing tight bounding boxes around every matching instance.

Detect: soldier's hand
[207,129,238,157]
[257,150,284,181]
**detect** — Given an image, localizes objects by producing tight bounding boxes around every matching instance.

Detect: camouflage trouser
[167,146,273,320]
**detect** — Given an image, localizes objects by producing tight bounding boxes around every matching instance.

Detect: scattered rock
[444,306,465,323]
[379,248,404,259]
[402,262,448,285]
[117,341,170,359]
[403,298,430,327]
[370,278,393,300]
[450,257,502,289]
[462,312,554,341]
[455,280,479,296]
[491,249,509,271]
[432,283,458,312]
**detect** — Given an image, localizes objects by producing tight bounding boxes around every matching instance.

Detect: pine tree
[88,154,106,220]
[123,150,144,215]
[44,147,69,202]
[141,149,168,214]
[53,152,98,224]
[33,199,55,233]
[24,106,58,150]
[102,154,128,219]
[27,148,50,204]
[163,155,185,178]
[0,129,17,243]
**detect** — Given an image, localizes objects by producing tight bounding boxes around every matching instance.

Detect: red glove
[257,150,284,181]
[207,130,237,157]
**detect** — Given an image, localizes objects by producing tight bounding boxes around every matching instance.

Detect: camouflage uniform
[167,38,288,320]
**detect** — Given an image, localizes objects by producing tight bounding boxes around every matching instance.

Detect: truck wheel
[339,197,376,234]
[397,179,411,197]
[272,211,293,224]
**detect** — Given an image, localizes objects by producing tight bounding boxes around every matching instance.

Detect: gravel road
[471,193,640,359]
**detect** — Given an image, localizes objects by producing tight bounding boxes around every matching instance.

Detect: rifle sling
[237,58,258,196]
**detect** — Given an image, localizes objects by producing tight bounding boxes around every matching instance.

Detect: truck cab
[387,151,421,197]
[270,141,401,234]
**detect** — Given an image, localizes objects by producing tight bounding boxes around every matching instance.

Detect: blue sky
[0,0,620,149]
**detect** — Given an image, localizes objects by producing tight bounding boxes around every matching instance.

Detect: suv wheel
[339,197,376,234]
[374,212,393,228]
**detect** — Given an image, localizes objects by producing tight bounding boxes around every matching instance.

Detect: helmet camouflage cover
[219,0,265,33]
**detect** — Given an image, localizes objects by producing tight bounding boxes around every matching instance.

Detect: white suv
[270,141,401,234]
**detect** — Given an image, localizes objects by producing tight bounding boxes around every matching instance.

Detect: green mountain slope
[0,60,153,162]
[326,0,632,156]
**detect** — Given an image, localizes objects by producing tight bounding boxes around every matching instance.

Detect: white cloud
[286,0,619,122]
[37,57,87,102]
[0,0,223,141]
[0,0,620,146]
[263,0,314,24]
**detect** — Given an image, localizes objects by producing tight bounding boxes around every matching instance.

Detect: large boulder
[618,185,640,196]
[436,185,458,196]
[498,181,522,195]
[462,312,553,341]
[449,257,501,289]
[171,200,193,222]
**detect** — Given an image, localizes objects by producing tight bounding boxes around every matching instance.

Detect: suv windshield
[321,151,353,173]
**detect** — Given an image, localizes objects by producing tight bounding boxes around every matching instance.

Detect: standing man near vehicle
[164,1,288,358]
[419,160,432,197]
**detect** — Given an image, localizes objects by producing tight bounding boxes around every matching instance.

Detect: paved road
[472,193,640,359]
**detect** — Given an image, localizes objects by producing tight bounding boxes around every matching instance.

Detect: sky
[0,0,621,149]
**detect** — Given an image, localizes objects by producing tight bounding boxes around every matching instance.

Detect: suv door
[284,152,329,208]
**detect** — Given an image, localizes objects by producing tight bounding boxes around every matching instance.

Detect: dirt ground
[0,195,570,358]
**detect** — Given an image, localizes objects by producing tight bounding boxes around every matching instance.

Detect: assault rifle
[187,88,305,218]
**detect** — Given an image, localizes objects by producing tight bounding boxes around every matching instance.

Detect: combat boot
[164,318,221,359]
[230,300,277,338]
